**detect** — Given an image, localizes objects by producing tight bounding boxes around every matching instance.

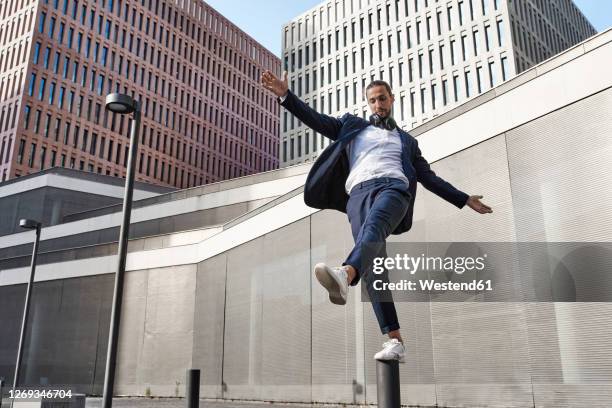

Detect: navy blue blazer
[280,90,469,235]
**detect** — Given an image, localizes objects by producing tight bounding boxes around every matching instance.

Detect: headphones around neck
[369,113,397,131]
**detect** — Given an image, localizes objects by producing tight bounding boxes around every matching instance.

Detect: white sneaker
[374,339,405,362]
[314,263,349,305]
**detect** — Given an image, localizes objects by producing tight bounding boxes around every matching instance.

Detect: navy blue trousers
[343,177,411,334]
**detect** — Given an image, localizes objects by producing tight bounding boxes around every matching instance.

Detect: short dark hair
[365,80,393,97]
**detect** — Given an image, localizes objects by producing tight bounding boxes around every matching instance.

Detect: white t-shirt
[345,125,409,194]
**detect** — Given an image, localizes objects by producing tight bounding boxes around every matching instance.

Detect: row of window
[37,7,276,118]
[285,19,504,103]
[510,3,590,69]
[25,66,277,165]
[285,12,505,76]
[283,131,326,162]
[35,9,279,143]
[285,0,502,47]
[0,136,13,166]
[39,0,277,96]
[14,136,205,188]
[516,0,594,46]
[20,98,276,171]
[0,0,32,21]
[0,102,20,134]
[283,53,509,151]
[18,106,277,187]
[14,137,271,188]
[0,5,34,46]
[0,38,30,74]
[0,68,24,102]
[42,0,266,59]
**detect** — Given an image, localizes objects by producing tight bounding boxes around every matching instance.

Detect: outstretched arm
[414,142,492,214]
[261,70,343,141]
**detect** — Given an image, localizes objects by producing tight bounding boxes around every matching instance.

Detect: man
[261,70,492,362]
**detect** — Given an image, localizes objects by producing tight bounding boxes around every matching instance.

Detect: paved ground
[2,396,377,408]
[84,398,365,408]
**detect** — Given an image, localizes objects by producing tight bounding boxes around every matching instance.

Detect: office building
[0,0,281,187]
[279,0,596,166]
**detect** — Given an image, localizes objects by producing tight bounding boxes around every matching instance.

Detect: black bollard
[186,369,200,408]
[376,360,401,408]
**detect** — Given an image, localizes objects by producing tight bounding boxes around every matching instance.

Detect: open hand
[261,70,288,98]
[466,195,493,214]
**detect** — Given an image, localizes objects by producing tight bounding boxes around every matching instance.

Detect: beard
[376,109,390,118]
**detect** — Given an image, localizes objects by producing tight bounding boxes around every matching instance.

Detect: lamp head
[105,93,136,114]
[20,219,41,229]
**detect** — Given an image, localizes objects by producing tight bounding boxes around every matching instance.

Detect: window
[40,147,46,170]
[431,83,437,110]
[38,78,46,101]
[464,69,472,97]
[496,19,504,46]
[442,79,448,105]
[501,55,508,80]
[58,22,65,44]
[488,61,496,87]
[473,30,480,56]
[420,87,427,113]
[28,143,37,167]
[23,106,31,129]
[453,73,460,101]
[58,87,65,109]
[67,27,74,48]
[48,82,56,104]
[17,139,26,164]
[53,51,60,73]
[28,74,36,96]
[39,12,46,33]
[33,42,41,64]
[62,56,69,78]
[43,47,50,68]
[49,17,56,37]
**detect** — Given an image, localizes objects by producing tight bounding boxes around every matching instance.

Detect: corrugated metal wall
[1,87,610,407]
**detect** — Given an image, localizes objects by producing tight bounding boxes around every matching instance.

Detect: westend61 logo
[371,253,492,293]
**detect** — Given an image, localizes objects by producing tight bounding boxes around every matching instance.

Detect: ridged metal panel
[260,218,312,401]
[115,270,149,395]
[421,134,517,243]
[193,254,227,398]
[138,265,197,396]
[311,210,363,404]
[506,88,612,243]
[222,237,266,400]
[506,87,612,406]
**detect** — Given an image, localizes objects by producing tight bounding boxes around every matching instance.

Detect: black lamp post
[101,93,140,408]
[11,218,42,407]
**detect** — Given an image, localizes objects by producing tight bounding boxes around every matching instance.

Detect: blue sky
[204,0,612,57]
